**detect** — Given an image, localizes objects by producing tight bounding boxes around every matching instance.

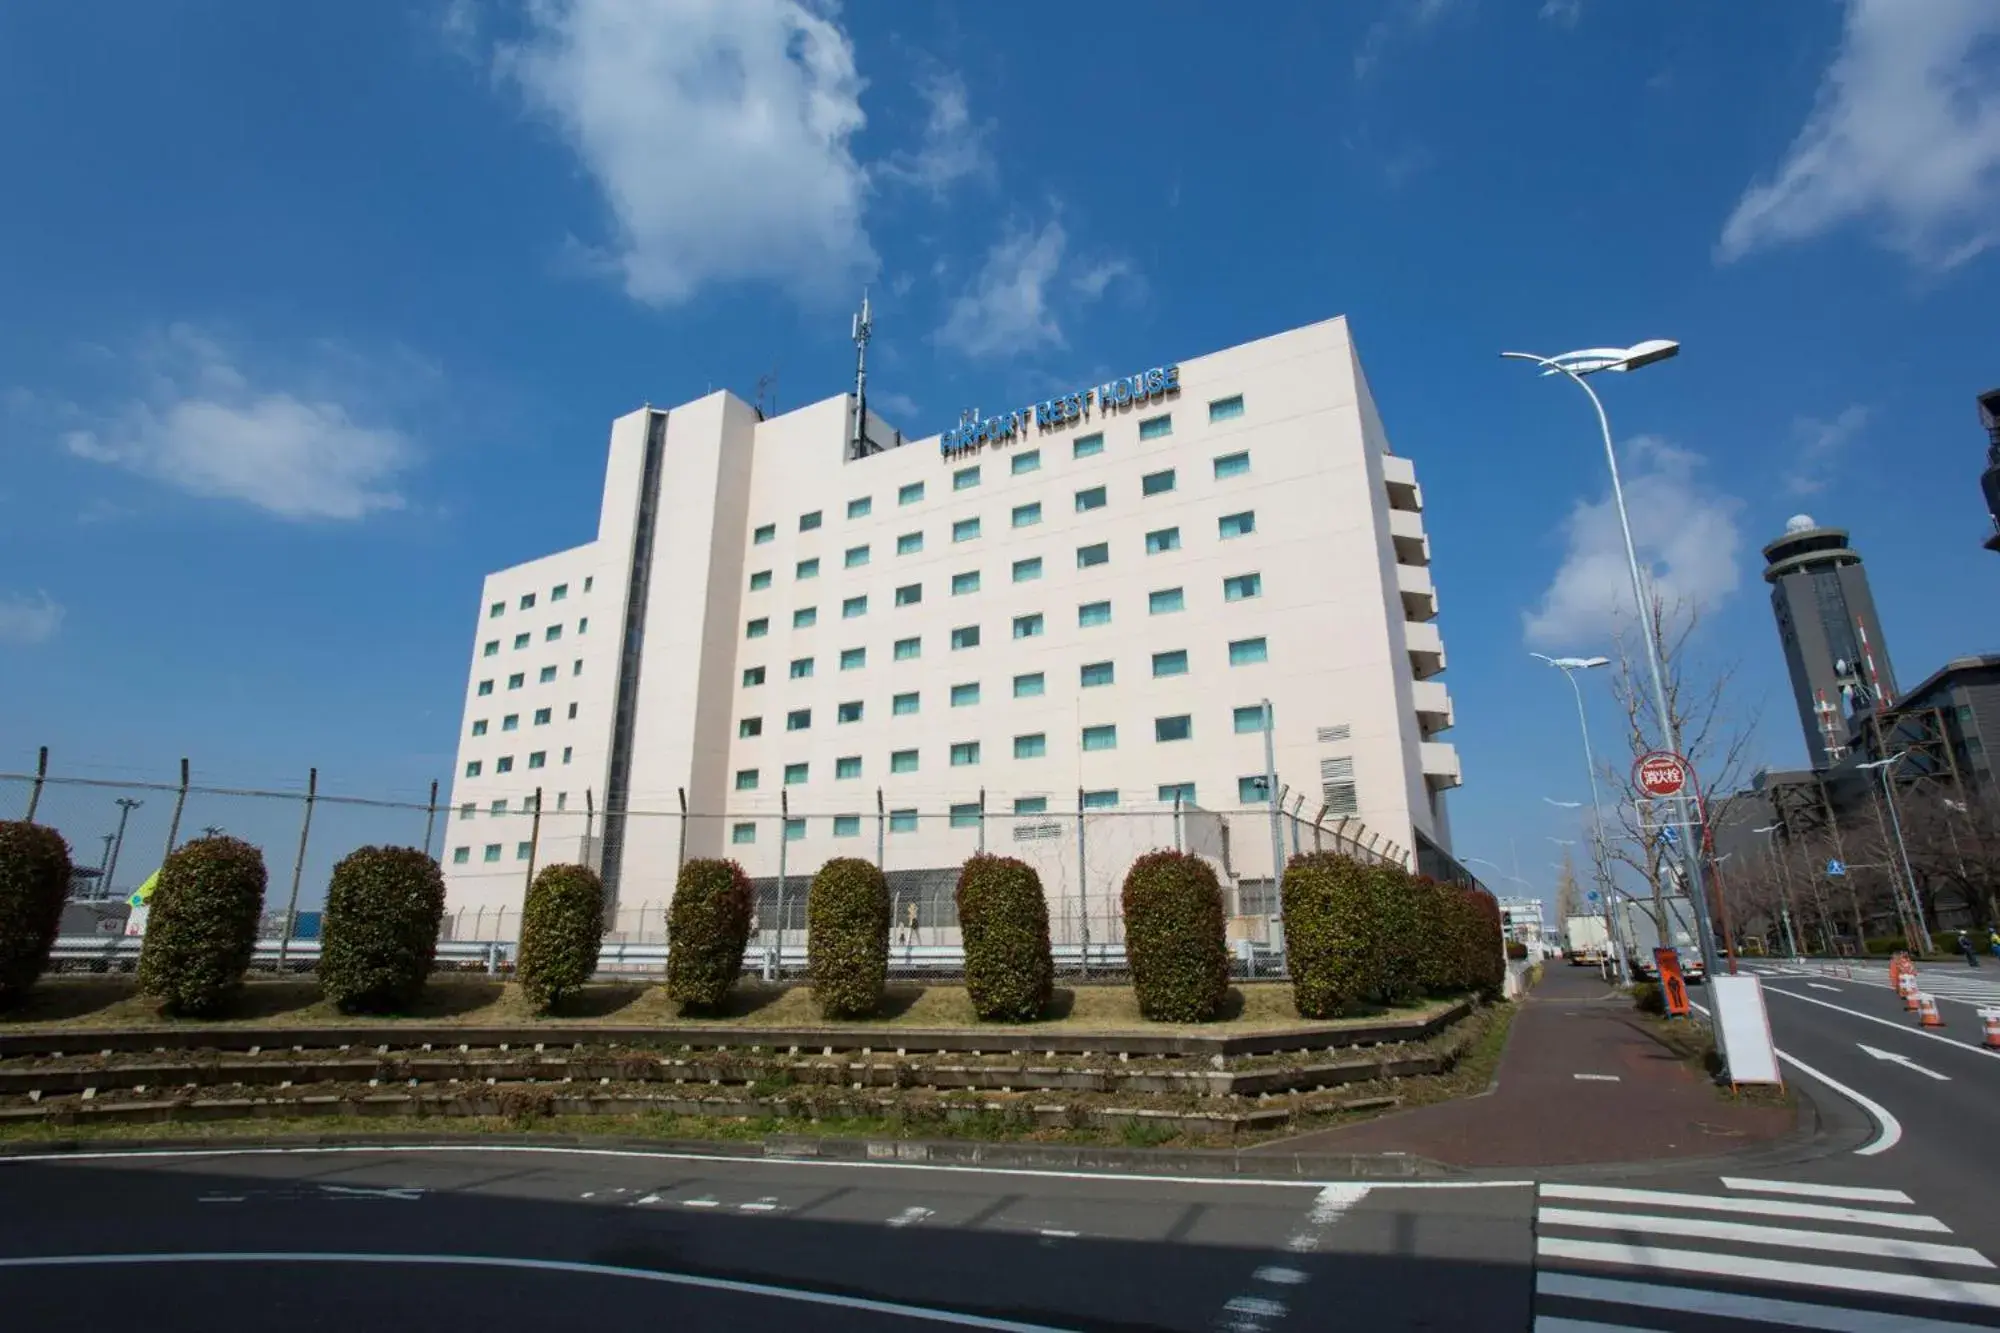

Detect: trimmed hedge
[1279,852,1374,1018]
[1410,876,1462,996]
[1462,887,1507,997]
[956,854,1053,1022]
[517,863,605,1014]
[1368,862,1423,1005]
[0,821,72,1008]
[1121,850,1230,1023]
[665,858,753,1010]
[137,835,267,1017]
[318,846,445,1013]
[808,857,890,1019]
[1284,855,1508,1017]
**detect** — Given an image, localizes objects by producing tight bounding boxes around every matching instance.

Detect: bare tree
[1554,850,1584,921]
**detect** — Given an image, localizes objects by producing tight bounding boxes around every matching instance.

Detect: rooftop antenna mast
[850,289,873,460]
[754,368,778,421]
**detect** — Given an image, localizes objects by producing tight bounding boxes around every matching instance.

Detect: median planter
[0,821,72,1008]
[1121,851,1230,1023]
[665,859,753,1011]
[807,858,890,1019]
[136,836,267,1018]
[319,846,446,1014]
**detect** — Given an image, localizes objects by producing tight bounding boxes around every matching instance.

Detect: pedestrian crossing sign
[1827,859,1846,877]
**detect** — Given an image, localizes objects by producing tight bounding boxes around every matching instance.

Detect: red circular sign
[1636,751,1690,798]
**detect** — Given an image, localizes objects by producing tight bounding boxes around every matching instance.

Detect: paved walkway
[1247,964,1797,1168]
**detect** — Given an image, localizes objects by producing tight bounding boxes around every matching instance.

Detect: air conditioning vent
[1012,822,1063,842]
[1317,725,1351,744]
[1320,756,1355,781]
[1322,782,1359,816]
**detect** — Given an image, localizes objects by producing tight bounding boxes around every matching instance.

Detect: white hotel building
[443,316,1461,939]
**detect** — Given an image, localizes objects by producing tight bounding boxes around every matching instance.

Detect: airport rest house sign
[940,363,1181,460]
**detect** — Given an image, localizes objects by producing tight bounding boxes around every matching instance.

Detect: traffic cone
[1919,993,1944,1028]
[1980,1009,2000,1050]
[1901,975,1921,1011]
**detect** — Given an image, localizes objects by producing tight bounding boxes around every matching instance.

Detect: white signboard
[123,905,150,938]
[1709,975,1783,1086]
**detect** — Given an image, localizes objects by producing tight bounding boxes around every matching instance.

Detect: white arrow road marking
[1859,1044,1951,1081]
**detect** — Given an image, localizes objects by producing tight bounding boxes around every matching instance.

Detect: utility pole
[1261,699,1285,893]
[104,798,143,902]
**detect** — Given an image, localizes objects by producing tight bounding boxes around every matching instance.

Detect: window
[743,666,766,687]
[533,707,552,725]
[520,593,536,611]
[483,844,502,863]
[1078,601,1111,628]
[749,570,772,591]
[477,679,493,696]
[1209,394,1246,423]
[843,595,868,619]
[1013,556,1043,583]
[496,756,514,774]
[1082,789,1119,810]
[784,762,809,784]
[951,625,981,650]
[785,818,806,842]
[1159,782,1197,804]
[1013,613,1044,639]
[1015,796,1048,815]
[1138,414,1173,441]
[838,700,863,724]
[1014,733,1046,759]
[891,749,918,773]
[453,847,470,865]
[483,641,499,658]
[562,746,572,764]
[793,607,817,629]
[950,803,982,829]
[796,557,820,580]
[840,647,865,671]
[732,823,757,845]
[584,576,593,592]
[1013,672,1045,698]
[835,755,862,780]
[464,760,483,778]
[1155,715,1192,743]
[735,769,759,791]
[1234,704,1271,734]
[1075,485,1107,512]
[1213,450,1250,479]
[754,523,776,545]
[528,750,547,769]
[786,708,812,732]
[845,544,870,569]
[1012,501,1042,528]
[1080,661,1114,687]
[1153,649,1189,677]
[1239,775,1273,804]
[739,717,763,738]
[800,509,822,532]
[539,665,557,684]
[950,741,981,767]
[489,601,505,619]
[567,702,577,720]
[954,465,981,491]
[573,659,583,676]
[471,719,488,737]
[896,583,922,607]
[952,570,981,596]
[503,714,520,732]
[1077,542,1110,569]
[578,617,588,634]
[898,531,924,555]
[847,496,872,520]
[953,517,981,543]
[890,808,918,833]
[1149,587,1185,615]
[1082,724,1117,752]
[490,799,508,814]
[833,814,862,837]
[892,691,919,716]
[789,657,814,680]
[950,682,981,707]
[1141,469,1176,497]
[512,632,531,650]
[545,625,563,642]
[458,802,475,820]
[1224,572,1263,602]
[899,481,925,505]
[551,583,567,602]
[1073,432,1104,459]
[508,673,525,690]
[1219,510,1256,539]
[894,636,921,661]
[1012,449,1041,475]
[1229,636,1269,665]
[747,617,769,639]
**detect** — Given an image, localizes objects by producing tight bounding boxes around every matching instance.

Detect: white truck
[1565,914,1610,966]
[1619,895,1707,983]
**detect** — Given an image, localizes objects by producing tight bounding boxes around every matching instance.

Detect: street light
[1505,340,1723,983]
[102,798,143,903]
[1531,651,1625,980]
[1857,755,1935,954]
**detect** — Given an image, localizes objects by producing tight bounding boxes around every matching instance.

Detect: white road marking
[681,1198,718,1209]
[1859,1043,1951,1080]
[1538,1272,2000,1333]
[1686,999,1903,1156]
[1537,1185,1947,1232]
[1531,1318,1649,1333]
[1718,1177,1912,1204]
[1037,1229,1078,1239]
[1222,1296,1287,1318]
[1761,986,2000,1061]
[1537,1207,1990,1267]
[1572,1074,1621,1082]
[1808,983,1842,992]
[739,1199,780,1213]
[1308,1182,1369,1226]
[0,1252,1082,1331]
[197,1195,246,1204]
[887,1207,934,1228]
[317,1185,423,1200]
[1251,1266,1308,1286]
[1537,1237,2000,1308]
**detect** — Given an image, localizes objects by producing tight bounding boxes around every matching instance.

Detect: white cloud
[59,326,416,522]
[1784,404,1869,496]
[1070,257,1133,301]
[1523,438,1744,648]
[0,592,64,645]
[1539,0,1583,26]
[879,68,993,198]
[1355,0,1457,79]
[872,390,921,420]
[496,0,874,306]
[1719,0,2000,269]
[936,219,1069,361]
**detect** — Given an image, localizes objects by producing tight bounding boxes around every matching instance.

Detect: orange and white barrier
[1919,993,1944,1028]
[1901,974,1921,1011]
[1980,1008,2000,1050]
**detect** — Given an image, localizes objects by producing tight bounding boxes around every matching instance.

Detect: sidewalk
[1246,965,1798,1168]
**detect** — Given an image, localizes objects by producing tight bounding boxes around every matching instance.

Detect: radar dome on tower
[1784,514,1816,535]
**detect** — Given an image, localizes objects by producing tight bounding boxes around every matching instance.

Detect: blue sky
[2,1,1997,913]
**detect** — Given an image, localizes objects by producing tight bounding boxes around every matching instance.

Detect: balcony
[1398,563,1436,621]
[1405,620,1446,679]
[1413,679,1453,736]
[1421,740,1462,790]
[1389,508,1428,566]
[1382,454,1423,513]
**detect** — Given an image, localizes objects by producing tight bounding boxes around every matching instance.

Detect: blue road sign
[1586,890,1601,902]
[1659,826,1680,846]
[1827,858,1847,878]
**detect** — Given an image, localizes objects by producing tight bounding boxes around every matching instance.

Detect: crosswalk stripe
[1537,1237,2000,1308]
[1532,1318,1647,1332]
[1538,1207,1992,1268]
[1720,1177,1913,1204]
[1537,1273,2000,1333]
[1537,1184,1952,1233]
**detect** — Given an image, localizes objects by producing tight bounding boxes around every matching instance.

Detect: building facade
[1762,515,1898,769]
[441,317,1461,938]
